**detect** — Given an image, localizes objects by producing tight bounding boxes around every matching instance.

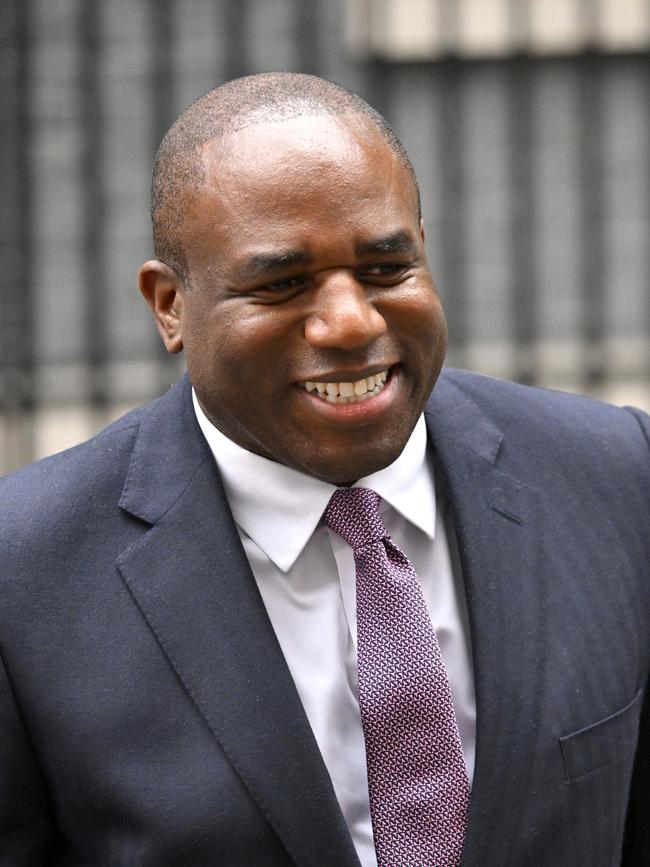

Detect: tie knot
[322,487,387,551]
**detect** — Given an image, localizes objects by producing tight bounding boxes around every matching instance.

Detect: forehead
[183,115,419,269]
[204,112,402,183]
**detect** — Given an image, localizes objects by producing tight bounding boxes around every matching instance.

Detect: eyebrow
[236,229,417,283]
[355,230,417,257]
[237,249,314,283]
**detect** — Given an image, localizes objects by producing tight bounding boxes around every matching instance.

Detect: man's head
[139,72,447,485]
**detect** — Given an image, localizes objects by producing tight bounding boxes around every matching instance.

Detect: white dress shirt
[192,392,476,867]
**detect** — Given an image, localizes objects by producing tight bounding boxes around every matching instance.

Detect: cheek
[420,299,448,375]
[428,295,448,346]
[388,288,447,393]
[386,284,446,343]
[182,303,300,386]
[416,286,446,341]
[180,305,235,393]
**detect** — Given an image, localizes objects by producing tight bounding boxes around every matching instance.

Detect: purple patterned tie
[322,487,470,867]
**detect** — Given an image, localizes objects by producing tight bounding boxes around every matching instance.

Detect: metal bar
[148,0,179,392]
[509,0,531,50]
[434,60,467,360]
[576,53,607,389]
[644,53,650,385]
[0,0,35,470]
[508,56,537,384]
[364,56,391,120]
[295,0,321,75]
[79,0,109,408]
[221,0,248,81]
[438,0,459,54]
[149,0,175,154]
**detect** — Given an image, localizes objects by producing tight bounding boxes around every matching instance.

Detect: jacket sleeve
[0,648,58,864]
[622,675,650,863]
[621,406,650,863]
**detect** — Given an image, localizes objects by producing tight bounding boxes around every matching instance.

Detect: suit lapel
[116,378,360,867]
[425,373,546,866]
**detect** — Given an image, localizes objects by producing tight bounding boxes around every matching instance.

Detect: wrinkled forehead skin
[202,110,413,194]
[176,113,420,270]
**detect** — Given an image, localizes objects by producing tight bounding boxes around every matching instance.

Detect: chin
[304,439,408,487]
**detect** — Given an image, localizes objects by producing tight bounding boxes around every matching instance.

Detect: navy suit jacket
[1,369,649,866]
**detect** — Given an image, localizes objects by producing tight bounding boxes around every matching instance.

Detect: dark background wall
[1,0,649,472]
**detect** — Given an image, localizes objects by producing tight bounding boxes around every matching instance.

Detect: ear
[419,218,426,243]
[138,260,185,354]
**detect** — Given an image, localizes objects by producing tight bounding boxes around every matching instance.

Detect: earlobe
[138,260,185,354]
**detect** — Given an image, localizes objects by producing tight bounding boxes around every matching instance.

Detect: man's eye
[359,263,408,281]
[258,276,307,294]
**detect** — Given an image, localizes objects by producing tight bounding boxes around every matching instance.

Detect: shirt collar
[192,390,436,572]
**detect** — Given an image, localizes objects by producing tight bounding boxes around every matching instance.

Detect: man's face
[168,114,446,485]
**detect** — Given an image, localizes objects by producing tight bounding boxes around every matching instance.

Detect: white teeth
[354,379,367,396]
[301,369,391,404]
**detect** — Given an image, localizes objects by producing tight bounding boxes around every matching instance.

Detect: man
[0,72,648,866]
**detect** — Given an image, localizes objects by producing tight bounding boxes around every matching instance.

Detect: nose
[304,271,387,350]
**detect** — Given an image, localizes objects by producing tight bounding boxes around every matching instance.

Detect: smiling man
[1,73,649,867]
[140,96,447,486]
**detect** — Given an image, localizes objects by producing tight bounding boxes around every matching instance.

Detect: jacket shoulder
[438,367,650,443]
[0,399,157,538]
[433,367,650,486]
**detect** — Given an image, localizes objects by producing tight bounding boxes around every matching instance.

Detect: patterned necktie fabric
[322,487,470,867]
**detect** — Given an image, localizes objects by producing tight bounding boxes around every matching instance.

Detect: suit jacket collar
[118,378,211,525]
[117,372,545,867]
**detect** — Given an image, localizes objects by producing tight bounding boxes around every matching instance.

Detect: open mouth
[300,369,390,405]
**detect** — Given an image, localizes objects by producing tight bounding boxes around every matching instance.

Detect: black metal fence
[1,0,649,472]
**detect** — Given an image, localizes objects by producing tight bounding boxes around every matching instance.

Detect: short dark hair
[151,72,421,284]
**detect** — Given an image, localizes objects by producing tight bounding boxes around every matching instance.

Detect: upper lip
[297,363,397,383]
